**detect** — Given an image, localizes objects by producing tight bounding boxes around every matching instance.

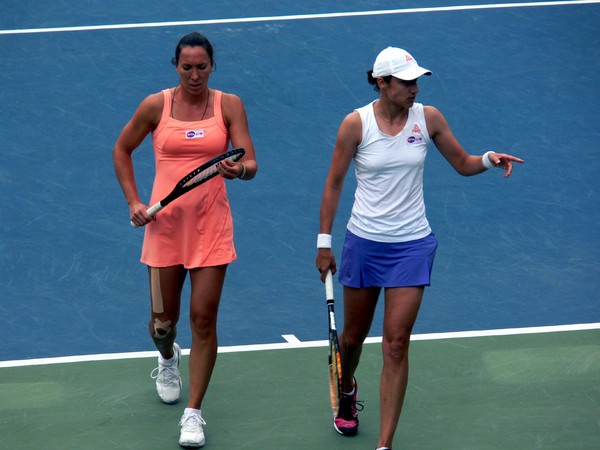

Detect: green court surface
[1,329,599,449]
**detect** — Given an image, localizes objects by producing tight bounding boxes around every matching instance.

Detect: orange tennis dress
[141,88,237,268]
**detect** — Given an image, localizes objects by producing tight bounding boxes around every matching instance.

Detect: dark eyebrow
[181,63,209,69]
[396,78,418,86]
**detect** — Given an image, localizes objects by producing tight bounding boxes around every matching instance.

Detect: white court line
[1,322,598,368]
[282,334,302,344]
[0,1,598,35]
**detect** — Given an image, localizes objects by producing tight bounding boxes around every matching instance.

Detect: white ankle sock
[184,408,201,416]
[343,386,355,396]
[160,349,178,365]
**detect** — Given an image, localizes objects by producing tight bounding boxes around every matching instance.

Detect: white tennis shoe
[179,411,206,448]
[151,343,182,404]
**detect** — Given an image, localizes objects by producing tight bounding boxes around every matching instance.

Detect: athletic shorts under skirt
[338,229,438,288]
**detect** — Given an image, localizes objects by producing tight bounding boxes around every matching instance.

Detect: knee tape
[150,267,164,314]
[153,318,172,339]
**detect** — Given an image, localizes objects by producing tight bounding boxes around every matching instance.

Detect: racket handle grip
[325,270,334,300]
[130,202,163,228]
[146,202,163,217]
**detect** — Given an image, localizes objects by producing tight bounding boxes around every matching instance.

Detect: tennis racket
[325,269,342,418]
[131,148,245,227]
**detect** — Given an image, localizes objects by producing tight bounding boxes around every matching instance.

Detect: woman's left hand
[217,159,244,179]
[488,152,525,178]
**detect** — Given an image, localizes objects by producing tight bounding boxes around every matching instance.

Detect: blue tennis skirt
[338,230,438,288]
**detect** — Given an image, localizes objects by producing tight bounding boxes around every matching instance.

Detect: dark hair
[367,70,392,92]
[171,31,215,67]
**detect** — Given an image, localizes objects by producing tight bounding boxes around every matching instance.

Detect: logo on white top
[407,123,424,144]
[186,130,205,139]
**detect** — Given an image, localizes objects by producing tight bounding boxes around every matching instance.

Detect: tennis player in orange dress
[113,31,257,448]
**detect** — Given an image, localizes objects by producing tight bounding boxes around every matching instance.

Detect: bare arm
[425,106,524,178]
[316,111,361,280]
[218,93,258,180]
[112,92,162,225]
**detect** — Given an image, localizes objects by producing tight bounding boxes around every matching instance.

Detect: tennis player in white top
[316,46,524,450]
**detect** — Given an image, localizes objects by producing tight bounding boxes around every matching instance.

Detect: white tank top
[347,101,432,242]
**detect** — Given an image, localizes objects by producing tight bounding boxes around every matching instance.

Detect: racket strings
[181,155,238,188]
[182,166,219,188]
[181,152,243,188]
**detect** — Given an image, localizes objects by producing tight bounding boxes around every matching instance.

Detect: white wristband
[317,233,332,249]
[482,151,494,170]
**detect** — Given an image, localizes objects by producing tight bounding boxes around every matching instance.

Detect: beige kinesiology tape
[153,317,172,339]
[150,267,164,314]
[150,267,171,338]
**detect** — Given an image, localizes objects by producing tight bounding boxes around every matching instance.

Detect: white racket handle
[147,202,163,216]
[130,202,163,227]
[325,270,334,301]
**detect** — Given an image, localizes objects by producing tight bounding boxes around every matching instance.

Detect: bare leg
[377,286,424,449]
[339,286,380,392]
[186,265,227,409]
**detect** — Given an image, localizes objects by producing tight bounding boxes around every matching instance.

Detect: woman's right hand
[316,249,336,282]
[129,200,153,227]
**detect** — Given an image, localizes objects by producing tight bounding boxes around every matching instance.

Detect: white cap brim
[389,66,432,81]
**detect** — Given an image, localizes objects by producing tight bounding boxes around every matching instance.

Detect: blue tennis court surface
[1,0,599,363]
